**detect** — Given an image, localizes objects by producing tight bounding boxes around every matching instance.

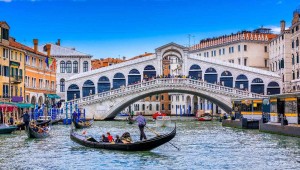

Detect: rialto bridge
[65,43,281,120]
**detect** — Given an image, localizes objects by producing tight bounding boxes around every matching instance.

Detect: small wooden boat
[26,125,50,138]
[72,119,94,129]
[0,124,17,134]
[70,125,176,151]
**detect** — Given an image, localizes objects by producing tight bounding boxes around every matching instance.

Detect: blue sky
[1,0,299,59]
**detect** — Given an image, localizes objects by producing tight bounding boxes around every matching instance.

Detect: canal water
[1,120,300,170]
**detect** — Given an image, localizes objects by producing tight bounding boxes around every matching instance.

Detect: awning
[16,103,34,108]
[47,94,61,99]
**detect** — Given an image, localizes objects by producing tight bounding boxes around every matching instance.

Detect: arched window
[83,61,89,72]
[296,37,299,47]
[235,74,248,90]
[60,79,65,92]
[220,71,233,87]
[67,84,80,101]
[204,67,217,84]
[60,61,65,73]
[292,54,295,65]
[73,61,78,73]
[113,73,126,89]
[128,69,141,85]
[297,53,299,64]
[251,78,264,94]
[98,76,110,92]
[66,61,72,73]
[267,82,280,95]
[82,80,95,97]
[189,64,202,79]
[143,65,156,80]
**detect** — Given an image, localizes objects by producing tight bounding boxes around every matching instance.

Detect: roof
[92,58,125,69]
[155,42,188,52]
[0,21,10,29]
[38,43,92,57]
[9,38,47,56]
[128,52,154,60]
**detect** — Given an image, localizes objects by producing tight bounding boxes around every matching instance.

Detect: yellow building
[0,21,25,103]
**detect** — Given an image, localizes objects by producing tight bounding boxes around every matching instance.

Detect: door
[277,99,285,123]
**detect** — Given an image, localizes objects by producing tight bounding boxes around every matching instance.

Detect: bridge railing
[70,78,265,104]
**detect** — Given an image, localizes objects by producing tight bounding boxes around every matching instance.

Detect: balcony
[10,76,23,84]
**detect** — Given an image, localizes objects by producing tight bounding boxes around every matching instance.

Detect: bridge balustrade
[68,78,265,105]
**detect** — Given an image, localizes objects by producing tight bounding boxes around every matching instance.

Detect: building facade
[0,22,25,103]
[290,9,300,90]
[10,39,57,106]
[190,28,277,70]
[39,40,92,101]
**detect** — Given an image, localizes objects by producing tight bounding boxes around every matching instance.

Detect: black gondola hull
[26,126,50,138]
[70,125,176,151]
[73,119,94,129]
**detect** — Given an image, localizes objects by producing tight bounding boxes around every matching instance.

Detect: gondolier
[22,111,30,127]
[135,112,147,141]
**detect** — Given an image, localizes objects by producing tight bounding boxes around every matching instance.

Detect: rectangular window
[204,52,206,57]
[161,95,164,100]
[211,51,213,56]
[244,45,247,51]
[238,45,241,52]
[229,47,231,53]
[232,47,234,53]
[15,52,17,60]
[168,104,171,110]
[264,46,268,53]
[219,49,221,55]
[238,58,241,65]
[265,59,267,67]
[244,58,247,66]
[162,104,165,110]
[223,48,225,55]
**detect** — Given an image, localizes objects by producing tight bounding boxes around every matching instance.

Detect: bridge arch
[204,67,217,84]
[143,65,156,79]
[251,78,264,95]
[189,64,202,79]
[220,71,233,87]
[104,87,232,119]
[113,73,126,89]
[98,76,110,93]
[82,80,95,97]
[128,69,141,85]
[235,74,248,90]
[267,81,280,95]
[67,84,80,101]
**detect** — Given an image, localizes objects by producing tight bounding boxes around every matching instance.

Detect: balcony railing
[10,76,23,84]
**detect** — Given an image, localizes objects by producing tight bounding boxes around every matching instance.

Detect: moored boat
[72,119,94,129]
[0,124,17,134]
[26,124,50,138]
[70,124,176,151]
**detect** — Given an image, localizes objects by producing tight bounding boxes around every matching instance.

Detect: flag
[45,57,49,67]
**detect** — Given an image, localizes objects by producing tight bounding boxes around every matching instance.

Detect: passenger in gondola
[115,135,123,143]
[38,126,44,133]
[101,134,109,142]
[107,132,114,142]
[121,132,132,143]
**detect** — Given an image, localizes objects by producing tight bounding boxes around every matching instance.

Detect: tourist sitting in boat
[100,134,109,142]
[121,132,132,143]
[115,135,123,143]
[37,126,44,133]
[42,126,49,132]
[107,132,114,142]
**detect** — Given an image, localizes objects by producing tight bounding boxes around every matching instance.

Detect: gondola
[72,119,94,129]
[70,124,176,151]
[51,118,62,125]
[0,124,17,134]
[26,125,50,138]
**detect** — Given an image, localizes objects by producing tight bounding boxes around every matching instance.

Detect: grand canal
[1,120,300,169]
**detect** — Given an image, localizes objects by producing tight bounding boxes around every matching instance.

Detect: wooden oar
[145,126,180,151]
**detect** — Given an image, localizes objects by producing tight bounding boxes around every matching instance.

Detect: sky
[1,0,300,59]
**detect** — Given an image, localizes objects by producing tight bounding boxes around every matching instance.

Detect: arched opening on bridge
[189,64,202,80]
[267,81,280,95]
[38,96,43,106]
[31,96,36,105]
[235,74,248,90]
[220,71,233,87]
[128,69,141,85]
[193,96,198,114]
[186,96,191,115]
[204,67,217,84]
[113,73,126,89]
[67,84,80,101]
[143,65,156,80]
[83,80,95,97]
[98,76,110,93]
[251,78,264,95]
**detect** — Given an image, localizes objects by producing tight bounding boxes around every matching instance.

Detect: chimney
[33,39,38,53]
[56,39,61,46]
[46,44,51,57]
